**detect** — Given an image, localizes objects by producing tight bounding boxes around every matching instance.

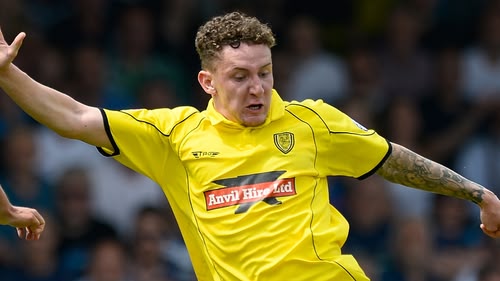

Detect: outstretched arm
[0,185,45,240]
[377,142,500,238]
[0,29,111,149]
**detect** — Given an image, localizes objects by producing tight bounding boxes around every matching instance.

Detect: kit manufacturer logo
[192,151,220,159]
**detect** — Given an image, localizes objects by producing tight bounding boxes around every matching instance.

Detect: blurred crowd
[1,0,500,280]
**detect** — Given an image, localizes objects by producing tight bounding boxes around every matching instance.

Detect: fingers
[17,227,26,240]
[9,32,26,58]
[32,209,45,233]
[17,226,41,240]
[12,32,26,47]
[480,224,500,238]
[13,208,45,240]
[0,29,26,71]
[26,230,40,240]
[26,209,45,240]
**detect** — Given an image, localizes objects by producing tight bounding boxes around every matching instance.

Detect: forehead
[216,43,272,72]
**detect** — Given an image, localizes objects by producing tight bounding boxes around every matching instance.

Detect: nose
[249,75,264,96]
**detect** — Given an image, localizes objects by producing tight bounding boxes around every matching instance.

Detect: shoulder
[283,99,343,131]
[285,98,344,120]
[103,106,203,135]
[284,98,371,134]
[118,106,200,120]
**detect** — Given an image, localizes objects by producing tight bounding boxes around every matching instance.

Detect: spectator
[478,261,500,281]
[461,2,500,110]
[35,126,166,239]
[54,167,118,280]
[338,45,384,129]
[282,15,348,104]
[381,217,436,281]
[34,125,106,186]
[89,159,167,239]
[429,195,484,281]
[2,214,68,281]
[456,110,500,196]
[341,175,394,279]
[418,47,486,168]
[74,238,132,281]
[0,126,54,272]
[129,206,184,281]
[0,125,55,214]
[379,98,433,219]
[66,44,128,109]
[107,4,190,108]
[377,4,434,101]
[137,78,184,110]
[44,0,113,51]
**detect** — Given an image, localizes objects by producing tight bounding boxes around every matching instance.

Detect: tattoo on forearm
[377,143,485,204]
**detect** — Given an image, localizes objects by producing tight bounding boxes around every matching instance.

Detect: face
[199,43,274,127]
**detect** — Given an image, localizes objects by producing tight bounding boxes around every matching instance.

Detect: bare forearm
[0,186,13,225]
[0,64,110,147]
[377,142,487,205]
[0,64,86,137]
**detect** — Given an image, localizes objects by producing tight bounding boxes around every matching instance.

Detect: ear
[198,70,217,96]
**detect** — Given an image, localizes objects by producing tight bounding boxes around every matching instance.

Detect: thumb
[9,32,26,58]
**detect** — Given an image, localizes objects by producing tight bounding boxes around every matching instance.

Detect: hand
[479,191,500,238]
[0,27,25,72]
[2,206,45,240]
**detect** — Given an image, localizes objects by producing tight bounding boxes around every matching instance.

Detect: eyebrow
[231,63,272,71]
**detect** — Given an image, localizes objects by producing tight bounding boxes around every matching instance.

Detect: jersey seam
[334,261,358,280]
[285,103,376,137]
[285,108,324,261]
[330,131,376,137]
[178,116,225,280]
[116,109,198,137]
[99,108,223,278]
[167,110,199,136]
[285,103,331,131]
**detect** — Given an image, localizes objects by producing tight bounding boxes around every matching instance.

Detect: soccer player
[0,184,45,240]
[0,11,499,280]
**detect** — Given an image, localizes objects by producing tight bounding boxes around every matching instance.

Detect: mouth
[247,104,263,111]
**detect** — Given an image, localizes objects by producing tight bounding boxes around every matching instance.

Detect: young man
[0,11,499,280]
[0,184,45,240]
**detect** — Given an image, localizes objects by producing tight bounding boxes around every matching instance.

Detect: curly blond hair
[195,11,276,71]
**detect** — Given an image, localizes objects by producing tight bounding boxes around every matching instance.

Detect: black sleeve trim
[358,140,392,180]
[96,108,120,157]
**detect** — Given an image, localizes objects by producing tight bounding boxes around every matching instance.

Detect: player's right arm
[0,30,111,149]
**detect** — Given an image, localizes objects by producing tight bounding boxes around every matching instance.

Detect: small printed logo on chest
[273,132,295,154]
[192,151,220,159]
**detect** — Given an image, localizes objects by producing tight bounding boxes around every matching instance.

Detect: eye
[233,74,246,81]
[259,71,270,78]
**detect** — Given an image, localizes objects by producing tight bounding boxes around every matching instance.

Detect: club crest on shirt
[273,132,295,154]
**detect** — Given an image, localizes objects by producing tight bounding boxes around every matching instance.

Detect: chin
[242,118,266,127]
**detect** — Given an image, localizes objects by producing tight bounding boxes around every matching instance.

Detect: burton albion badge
[273,132,295,154]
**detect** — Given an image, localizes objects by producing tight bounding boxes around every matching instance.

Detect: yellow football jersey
[99,90,390,281]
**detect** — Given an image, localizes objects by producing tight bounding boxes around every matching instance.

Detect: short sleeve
[300,99,391,178]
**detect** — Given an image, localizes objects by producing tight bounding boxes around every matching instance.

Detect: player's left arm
[377,142,500,238]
